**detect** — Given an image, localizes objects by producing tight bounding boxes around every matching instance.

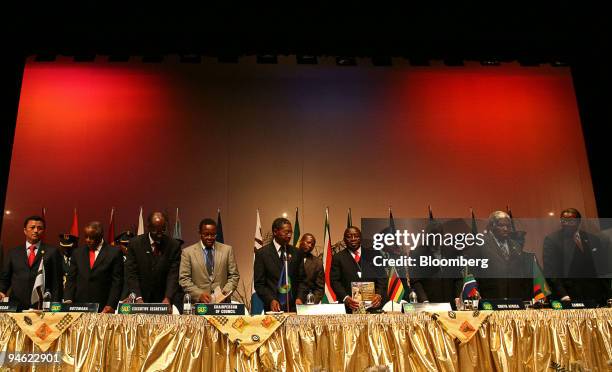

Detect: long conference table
[1,309,612,371]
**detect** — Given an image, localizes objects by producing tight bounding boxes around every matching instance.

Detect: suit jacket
[330,247,387,309]
[410,244,462,303]
[64,243,123,310]
[125,234,181,302]
[253,242,306,311]
[179,241,240,301]
[543,229,611,303]
[302,252,325,303]
[0,243,63,311]
[466,232,532,301]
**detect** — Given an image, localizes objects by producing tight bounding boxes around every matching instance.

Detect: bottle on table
[183,293,192,315]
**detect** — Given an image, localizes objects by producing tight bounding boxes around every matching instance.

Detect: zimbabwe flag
[387,266,405,302]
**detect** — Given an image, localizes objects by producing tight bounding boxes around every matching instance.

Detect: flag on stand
[387,266,405,302]
[428,205,434,221]
[347,208,352,228]
[250,210,265,315]
[321,208,337,304]
[70,208,79,237]
[216,208,224,244]
[40,207,47,241]
[470,208,478,235]
[506,205,516,232]
[107,208,116,245]
[31,254,45,306]
[533,256,551,301]
[461,274,479,300]
[292,207,300,247]
[173,208,183,243]
[137,207,144,236]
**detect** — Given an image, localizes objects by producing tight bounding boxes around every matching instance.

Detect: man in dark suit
[410,219,463,304]
[466,211,532,301]
[543,208,612,305]
[64,221,123,313]
[254,217,306,312]
[57,233,78,292]
[297,233,325,304]
[125,212,180,305]
[330,226,386,312]
[0,215,63,311]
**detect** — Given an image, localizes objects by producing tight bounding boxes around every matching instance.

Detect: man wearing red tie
[64,221,123,313]
[330,226,386,312]
[0,216,63,311]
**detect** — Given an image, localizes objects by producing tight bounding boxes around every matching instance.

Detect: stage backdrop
[2,57,595,294]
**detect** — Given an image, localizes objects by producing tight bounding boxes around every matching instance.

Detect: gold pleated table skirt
[1,309,611,371]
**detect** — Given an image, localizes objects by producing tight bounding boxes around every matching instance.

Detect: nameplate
[296,304,347,315]
[479,299,524,310]
[118,303,171,314]
[53,303,99,312]
[0,304,18,312]
[550,300,598,310]
[194,303,245,315]
[403,302,452,312]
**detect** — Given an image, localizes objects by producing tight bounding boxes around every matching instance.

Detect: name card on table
[550,299,598,310]
[52,302,99,312]
[479,299,524,310]
[296,304,347,315]
[403,302,452,313]
[118,303,171,314]
[0,304,18,312]
[194,303,245,315]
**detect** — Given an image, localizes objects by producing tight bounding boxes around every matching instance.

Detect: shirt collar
[273,239,282,252]
[349,246,362,258]
[94,239,104,252]
[25,241,41,250]
[200,240,215,250]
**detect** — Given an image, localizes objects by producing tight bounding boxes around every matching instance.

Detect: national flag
[347,208,352,228]
[40,207,47,241]
[250,209,265,315]
[387,266,405,302]
[70,208,79,237]
[389,207,396,232]
[533,256,551,301]
[470,208,478,235]
[506,205,516,232]
[137,207,144,236]
[277,261,292,308]
[321,208,337,303]
[428,205,434,221]
[461,274,479,300]
[292,207,300,247]
[30,255,45,306]
[216,208,224,244]
[107,207,116,246]
[173,208,183,243]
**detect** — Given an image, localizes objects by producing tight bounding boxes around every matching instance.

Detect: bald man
[125,211,181,305]
[64,221,123,313]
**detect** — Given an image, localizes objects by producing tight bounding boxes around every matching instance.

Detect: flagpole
[285,255,290,313]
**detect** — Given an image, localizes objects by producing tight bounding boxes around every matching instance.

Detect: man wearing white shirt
[64,221,123,313]
[0,215,63,311]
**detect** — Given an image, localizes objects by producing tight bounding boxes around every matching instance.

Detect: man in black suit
[297,233,325,304]
[125,212,180,305]
[254,217,306,312]
[0,216,63,311]
[57,233,78,292]
[466,211,532,301]
[64,221,123,313]
[543,208,612,305]
[330,226,386,312]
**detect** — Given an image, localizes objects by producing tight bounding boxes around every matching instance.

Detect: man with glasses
[179,218,240,303]
[543,208,612,305]
[125,211,181,304]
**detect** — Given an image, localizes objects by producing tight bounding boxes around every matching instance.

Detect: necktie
[280,247,287,262]
[574,234,584,252]
[89,247,96,269]
[205,247,214,275]
[28,246,36,267]
[354,251,361,263]
[152,241,161,256]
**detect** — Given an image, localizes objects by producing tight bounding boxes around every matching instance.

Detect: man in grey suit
[179,218,240,303]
